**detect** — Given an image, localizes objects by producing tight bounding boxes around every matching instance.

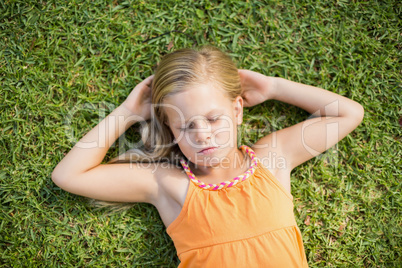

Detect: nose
[193,119,212,143]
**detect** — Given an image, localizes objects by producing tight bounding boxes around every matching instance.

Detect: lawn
[1,0,401,267]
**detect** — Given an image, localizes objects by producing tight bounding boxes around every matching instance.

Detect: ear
[233,96,244,125]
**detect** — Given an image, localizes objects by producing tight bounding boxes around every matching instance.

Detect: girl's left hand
[238,69,275,107]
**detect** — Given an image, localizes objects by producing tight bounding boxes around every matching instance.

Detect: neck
[189,147,248,178]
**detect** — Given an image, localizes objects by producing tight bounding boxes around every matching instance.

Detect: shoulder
[251,145,292,193]
[251,145,290,174]
[153,162,189,207]
[155,162,188,188]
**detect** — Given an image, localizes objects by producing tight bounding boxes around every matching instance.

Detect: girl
[52,46,364,267]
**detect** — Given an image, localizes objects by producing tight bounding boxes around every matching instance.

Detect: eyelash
[180,117,219,130]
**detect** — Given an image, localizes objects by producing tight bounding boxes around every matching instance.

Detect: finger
[245,101,252,108]
[238,70,247,85]
[143,74,155,86]
[137,75,154,88]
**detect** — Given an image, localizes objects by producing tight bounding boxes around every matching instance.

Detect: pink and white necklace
[179,145,259,191]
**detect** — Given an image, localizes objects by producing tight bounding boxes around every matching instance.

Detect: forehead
[162,84,232,123]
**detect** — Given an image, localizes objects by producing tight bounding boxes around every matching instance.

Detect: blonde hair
[108,46,242,166]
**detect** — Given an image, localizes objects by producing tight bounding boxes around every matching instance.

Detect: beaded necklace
[179,145,259,191]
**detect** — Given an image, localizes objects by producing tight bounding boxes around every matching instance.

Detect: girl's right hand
[121,75,154,121]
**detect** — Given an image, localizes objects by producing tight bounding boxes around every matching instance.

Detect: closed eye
[179,122,194,131]
[208,116,219,122]
[179,116,220,131]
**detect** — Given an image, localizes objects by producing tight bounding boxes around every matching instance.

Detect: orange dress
[166,146,309,267]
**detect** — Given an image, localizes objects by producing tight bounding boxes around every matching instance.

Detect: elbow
[347,103,364,130]
[51,166,69,189]
[51,169,63,188]
[52,166,82,192]
[355,103,365,125]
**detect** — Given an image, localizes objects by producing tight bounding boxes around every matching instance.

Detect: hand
[122,75,154,121]
[238,69,274,107]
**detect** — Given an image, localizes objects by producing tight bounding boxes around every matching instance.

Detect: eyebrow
[173,109,224,125]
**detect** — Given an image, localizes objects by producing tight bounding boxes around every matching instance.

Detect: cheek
[211,121,235,143]
[215,116,235,133]
[174,130,193,146]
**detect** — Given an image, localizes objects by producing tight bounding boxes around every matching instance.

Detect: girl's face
[163,84,243,167]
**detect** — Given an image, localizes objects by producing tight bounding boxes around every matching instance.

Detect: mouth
[198,147,219,154]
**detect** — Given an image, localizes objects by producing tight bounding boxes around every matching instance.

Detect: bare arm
[240,70,364,170]
[51,76,161,204]
[52,104,139,178]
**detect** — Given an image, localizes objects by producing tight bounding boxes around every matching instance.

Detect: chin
[192,156,222,167]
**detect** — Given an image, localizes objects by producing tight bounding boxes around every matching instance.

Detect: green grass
[1,0,400,266]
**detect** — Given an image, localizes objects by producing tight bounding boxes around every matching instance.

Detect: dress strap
[179,145,259,191]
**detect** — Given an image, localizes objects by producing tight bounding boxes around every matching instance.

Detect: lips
[198,147,219,154]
